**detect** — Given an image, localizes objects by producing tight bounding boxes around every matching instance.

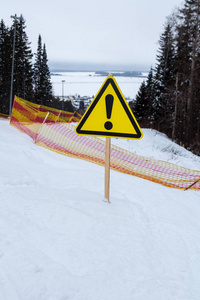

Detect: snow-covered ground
[1,119,200,300]
[51,72,146,99]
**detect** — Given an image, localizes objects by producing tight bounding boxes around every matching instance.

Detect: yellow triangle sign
[75,75,143,139]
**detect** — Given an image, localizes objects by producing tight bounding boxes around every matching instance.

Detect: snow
[0,118,200,300]
[51,72,146,99]
[111,129,200,170]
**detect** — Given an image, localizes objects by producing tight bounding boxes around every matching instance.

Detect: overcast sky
[1,0,183,71]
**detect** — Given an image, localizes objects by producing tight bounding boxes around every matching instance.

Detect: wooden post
[184,178,200,191]
[105,137,111,203]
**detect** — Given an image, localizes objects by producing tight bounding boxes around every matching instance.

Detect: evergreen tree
[133,67,155,127]
[175,0,200,149]
[0,16,54,114]
[12,15,34,101]
[34,34,42,104]
[132,80,147,122]
[64,100,74,112]
[41,43,52,106]
[153,21,176,134]
[144,68,156,126]
[79,100,85,110]
[0,19,11,114]
[133,0,200,154]
[34,36,52,106]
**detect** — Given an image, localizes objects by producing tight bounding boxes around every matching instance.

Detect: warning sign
[75,75,143,139]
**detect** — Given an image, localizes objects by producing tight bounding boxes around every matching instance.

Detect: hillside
[0,119,200,300]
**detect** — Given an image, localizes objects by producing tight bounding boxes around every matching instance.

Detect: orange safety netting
[0,113,9,119]
[10,96,200,191]
[10,96,81,140]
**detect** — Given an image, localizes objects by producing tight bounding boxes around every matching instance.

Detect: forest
[131,0,200,155]
[1,1,200,156]
[0,15,74,116]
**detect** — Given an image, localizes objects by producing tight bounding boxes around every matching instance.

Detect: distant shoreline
[51,70,148,78]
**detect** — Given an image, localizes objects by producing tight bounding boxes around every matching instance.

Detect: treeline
[0,15,74,115]
[131,0,200,155]
[95,71,143,77]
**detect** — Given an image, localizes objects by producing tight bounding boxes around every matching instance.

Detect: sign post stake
[105,137,111,203]
[75,75,143,203]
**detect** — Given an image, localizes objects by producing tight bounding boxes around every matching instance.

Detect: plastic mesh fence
[10,96,81,140]
[10,96,200,190]
[0,113,9,119]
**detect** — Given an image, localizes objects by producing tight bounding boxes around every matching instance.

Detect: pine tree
[133,0,200,155]
[12,15,34,101]
[144,68,156,126]
[153,21,176,134]
[133,80,147,122]
[0,17,55,114]
[41,43,52,106]
[34,34,42,103]
[34,36,52,106]
[0,19,11,114]
[64,100,74,112]
[133,68,155,127]
[175,0,200,149]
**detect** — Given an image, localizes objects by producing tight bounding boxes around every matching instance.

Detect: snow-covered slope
[112,128,200,170]
[0,119,200,300]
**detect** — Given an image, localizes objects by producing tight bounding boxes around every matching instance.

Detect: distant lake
[51,72,147,99]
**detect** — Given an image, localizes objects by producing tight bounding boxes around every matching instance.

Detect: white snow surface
[51,72,146,99]
[1,119,200,300]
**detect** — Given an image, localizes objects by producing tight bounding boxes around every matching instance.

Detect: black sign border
[76,78,142,139]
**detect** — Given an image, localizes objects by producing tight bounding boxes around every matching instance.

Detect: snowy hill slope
[0,119,200,300]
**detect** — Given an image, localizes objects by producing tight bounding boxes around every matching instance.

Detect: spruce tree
[64,100,75,112]
[34,34,42,104]
[12,15,34,101]
[133,0,200,154]
[133,68,155,127]
[175,0,200,149]
[0,20,11,114]
[144,68,156,126]
[34,36,52,106]
[153,21,176,134]
[133,81,147,122]
[41,43,52,106]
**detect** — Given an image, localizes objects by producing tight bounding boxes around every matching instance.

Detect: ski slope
[0,119,200,300]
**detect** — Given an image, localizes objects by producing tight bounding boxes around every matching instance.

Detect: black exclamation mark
[104,94,114,130]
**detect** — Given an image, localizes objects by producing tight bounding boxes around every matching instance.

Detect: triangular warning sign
[75,76,143,139]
